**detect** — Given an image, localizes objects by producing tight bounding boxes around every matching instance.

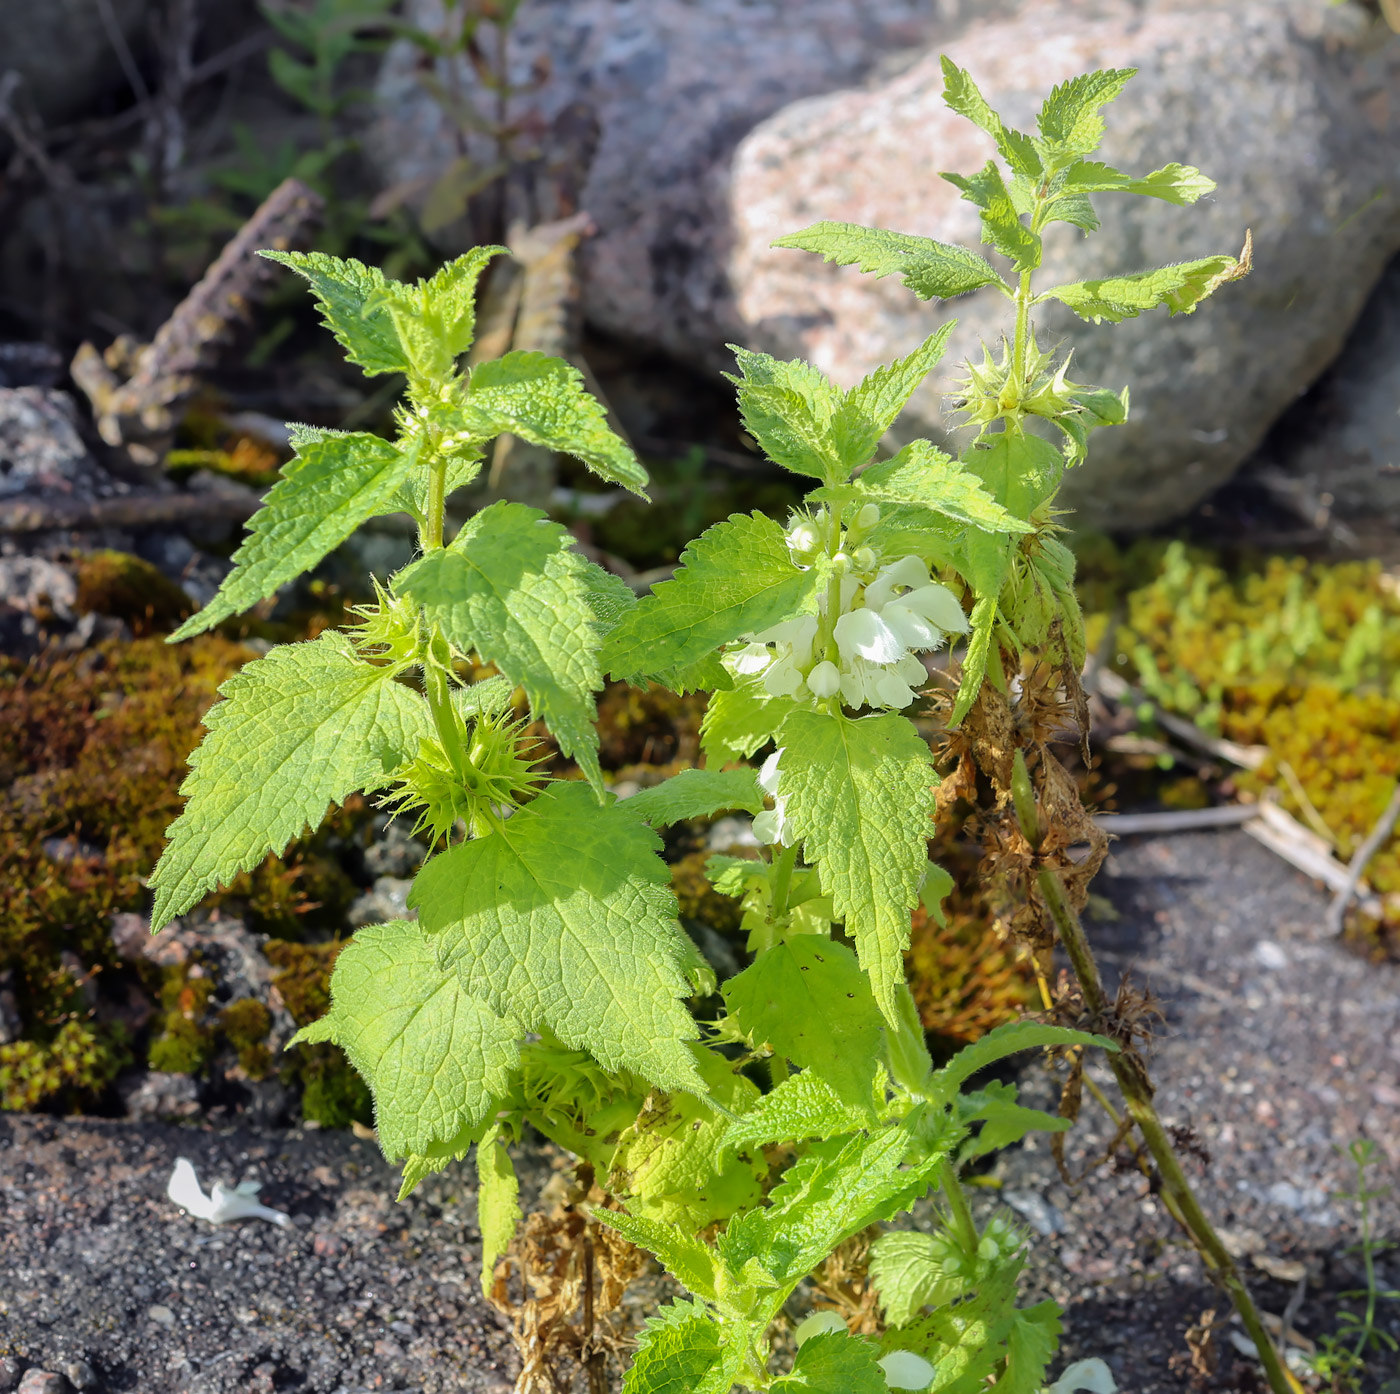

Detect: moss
[595,682,708,771]
[0,1019,129,1111]
[74,551,193,637]
[670,850,744,935]
[218,998,274,1079]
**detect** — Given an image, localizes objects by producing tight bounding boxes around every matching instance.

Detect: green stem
[940,1158,979,1260]
[1012,269,1034,391]
[1037,868,1293,1394]
[769,843,799,920]
[423,447,448,552]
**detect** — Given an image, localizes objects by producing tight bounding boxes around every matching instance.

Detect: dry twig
[1324,780,1400,934]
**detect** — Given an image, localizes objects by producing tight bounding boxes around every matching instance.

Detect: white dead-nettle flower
[733,546,968,713]
[793,1311,848,1346]
[167,1156,293,1228]
[751,747,792,846]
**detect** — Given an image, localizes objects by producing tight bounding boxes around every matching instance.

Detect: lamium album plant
[152,62,1281,1394]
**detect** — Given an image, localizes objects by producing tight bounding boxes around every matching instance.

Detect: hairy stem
[939,1158,979,1260]
[1037,868,1295,1394]
[423,449,448,552]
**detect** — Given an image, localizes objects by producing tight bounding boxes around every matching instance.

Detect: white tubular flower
[806,659,841,698]
[879,1350,937,1390]
[762,651,805,698]
[786,518,822,561]
[168,1157,292,1228]
[865,554,933,610]
[731,642,772,675]
[834,608,904,665]
[1046,1358,1118,1394]
[753,748,792,845]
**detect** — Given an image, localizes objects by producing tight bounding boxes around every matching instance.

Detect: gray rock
[348,876,416,927]
[1264,253,1400,522]
[718,1,1400,531]
[0,388,112,501]
[60,1361,96,1393]
[118,1071,201,1122]
[0,1356,19,1392]
[16,1370,67,1394]
[363,816,428,879]
[0,555,77,619]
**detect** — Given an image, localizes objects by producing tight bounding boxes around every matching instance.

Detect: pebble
[16,1373,67,1394]
[0,1357,20,1392]
[146,1303,176,1327]
[61,1363,95,1393]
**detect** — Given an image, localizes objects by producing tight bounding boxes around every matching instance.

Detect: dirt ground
[1,828,1397,1393]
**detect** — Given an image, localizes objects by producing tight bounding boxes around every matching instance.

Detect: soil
[2,828,1397,1393]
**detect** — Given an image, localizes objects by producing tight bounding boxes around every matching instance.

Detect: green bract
[153,59,1242,1394]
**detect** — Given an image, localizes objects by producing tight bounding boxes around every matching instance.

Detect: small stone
[16,1372,67,1394]
[1253,940,1289,971]
[62,1362,96,1392]
[119,1071,200,1122]
[0,1356,22,1392]
[147,1302,176,1327]
[313,1231,346,1258]
[1252,1252,1307,1284]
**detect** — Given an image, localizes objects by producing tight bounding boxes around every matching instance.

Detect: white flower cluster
[751,747,789,845]
[730,512,969,713]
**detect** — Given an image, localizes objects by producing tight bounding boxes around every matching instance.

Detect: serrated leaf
[724,347,846,481]
[290,919,519,1159]
[949,593,999,727]
[773,1330,887,1394]
[622,1301,740,1394]
[603,513,821,683]
[717,1128,940,1288]
[961,430,1064,521]
[411,781,705,1095]
[477,1121,521,1295]
[993,1303,1062,1394]
[396,500,607,790]
[723,939,885,1106]
[863,503,960,567]
[582,561,639,634]
[1059,159,1215,206]
[1036,68,1137,162]
[262,250,409,375]
[621,768,765,828]
[150,632,432,927]
[830,325,955,470]
[926,1020,1116,1107]
[869,1231,972,1326]
[700,675,800,763]
[773,221,1008,301]
[460,350,648,495]
[651,651,733,698]
[776,710,936,1022]
[424,246,509,359]
[855,440,1033,535]
[939,57,1042,177]
[609,1045,764,1230]
[919,862,955,926]
[717,1070,871,1157]
[592,1210,720,1303]
[171,432,417,639]
[958,1080,1070,1162]
[1039,252,1246,324]
[945,160,1040,272]
[397,1117,488,1201]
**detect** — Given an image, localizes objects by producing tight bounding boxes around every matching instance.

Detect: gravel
[2,828,1397,1391]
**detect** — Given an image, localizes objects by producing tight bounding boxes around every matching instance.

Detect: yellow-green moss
[670,850,745,936]
[0,1020,128,1111]
[74,551,193,636]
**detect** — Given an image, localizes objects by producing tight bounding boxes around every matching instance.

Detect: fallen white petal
[879,1349,937,1389]
[1047,1357,1118,1393]
[794,1310,847,1346]
[168,1157,292,1229]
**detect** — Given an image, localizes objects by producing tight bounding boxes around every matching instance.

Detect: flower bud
[806,660,840,698]
[786,519,821,557]
[852,546,877,572]
[855,502,881,531]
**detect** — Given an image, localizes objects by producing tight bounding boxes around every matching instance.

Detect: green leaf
[1036,68,1137,162]
[622,1301,733,1394]
[869,1231,970,1326]
[582,561,640,634]
[993,1303,1062,1394]
[724,348,846,481]
[773,1330,887,1394]
[700,675,800,763]
[609,1045,765,1230]
[170,432,417,639]
[773,221,1008,301]
[476,1121,521,1295]
[723,939,885,1107]
[262,250,409,376]
[289,919,519,1159]
[423,246,509,359]
[856,440,1033,534]
[717,1070,872,1157]
[411,781,705,1095]
[592,1211,720,1303]
[949,594,998,728]
[396,1117,488,1201]
[958,1080,1070,1162]
[919,862,955,927]
[1059,159,1215,206]
[717,1128,941,1289]
[830,325,955,472]
[926,1020,1116,1107]
[939,58,1042,177]
[1039,252,1247,324]
[460,350,648,495]
[150,632,431,927]
[776,710,936,1022]
[621,768,765,828]
[945,161,1040,272]
[961,430,1064,521]
[395,501,608,791]
[603,513,821,684]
